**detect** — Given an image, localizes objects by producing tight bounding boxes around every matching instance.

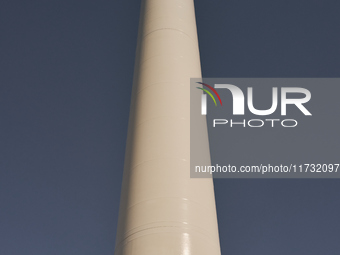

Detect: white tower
[114,1,221,254]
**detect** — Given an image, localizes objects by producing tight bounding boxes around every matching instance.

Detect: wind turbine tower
[114,1,221,254]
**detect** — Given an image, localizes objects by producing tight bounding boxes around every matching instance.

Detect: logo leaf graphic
[196,87,217,106]
[197,82,222,106]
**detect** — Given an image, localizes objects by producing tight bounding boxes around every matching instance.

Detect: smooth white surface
[114,1,221,254]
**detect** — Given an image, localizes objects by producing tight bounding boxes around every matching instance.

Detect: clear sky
[1,0,340,254]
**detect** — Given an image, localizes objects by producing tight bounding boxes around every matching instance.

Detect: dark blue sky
[1,1,339,254]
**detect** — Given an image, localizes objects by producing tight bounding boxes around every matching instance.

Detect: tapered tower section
[114,0,221,254]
